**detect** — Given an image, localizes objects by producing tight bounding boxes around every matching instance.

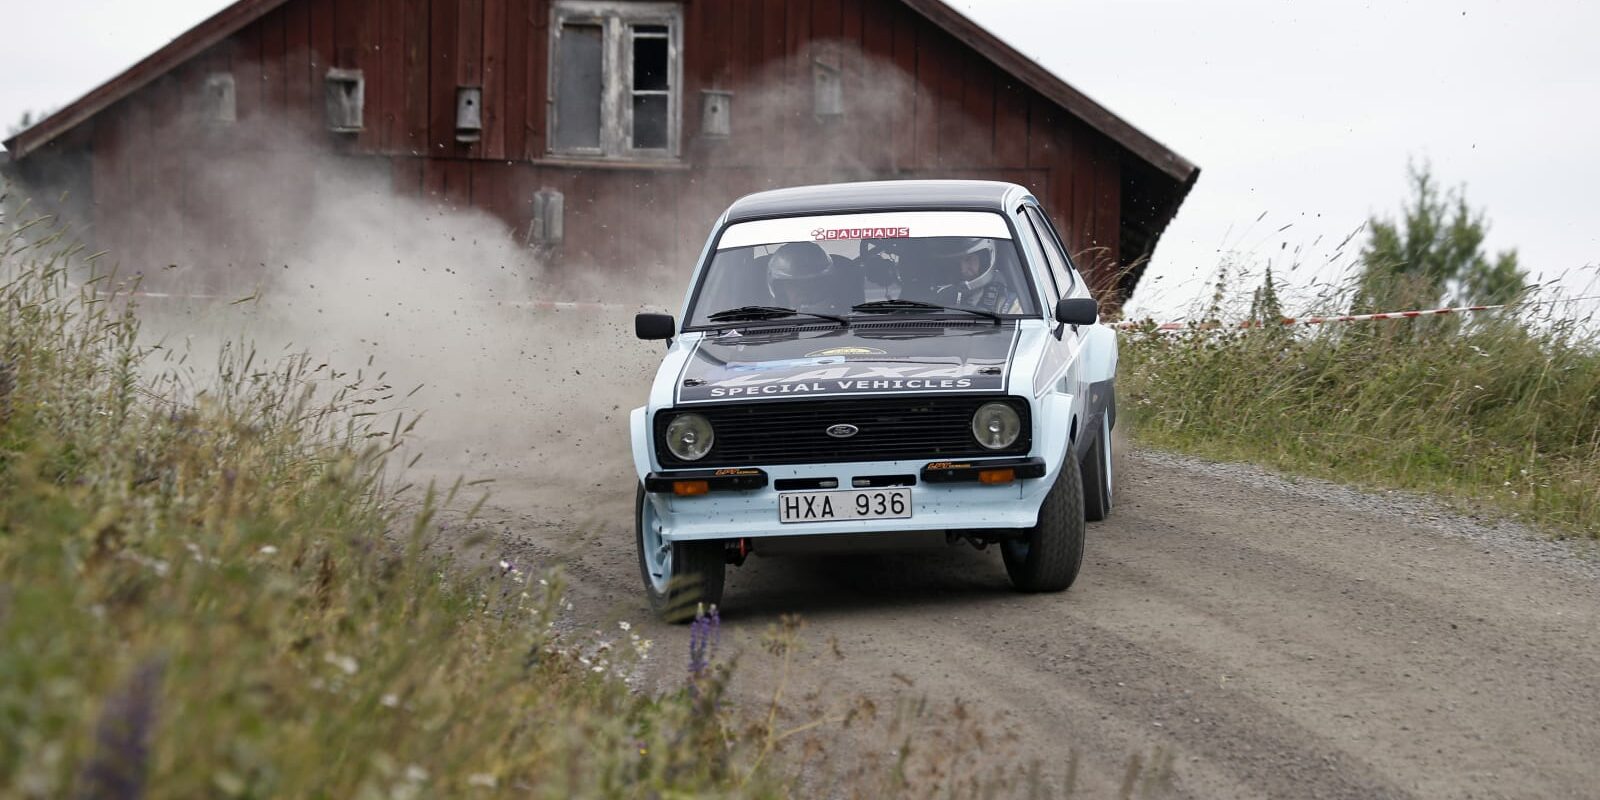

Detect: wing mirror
[635,312,676,341]
[1054,297,1099,326]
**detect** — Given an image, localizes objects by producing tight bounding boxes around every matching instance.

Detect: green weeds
[0,205,793,798]
[1121,277,1600,535]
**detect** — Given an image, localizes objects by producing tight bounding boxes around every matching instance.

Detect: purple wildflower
[76,657,164,800]
[687,606,720,680]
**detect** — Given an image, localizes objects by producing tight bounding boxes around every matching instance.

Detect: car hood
[673,322,1020,404]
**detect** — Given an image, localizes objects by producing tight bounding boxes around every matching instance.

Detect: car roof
[724,180,1030,223]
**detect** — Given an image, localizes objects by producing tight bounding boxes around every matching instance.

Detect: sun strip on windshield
[717,211,1013,250]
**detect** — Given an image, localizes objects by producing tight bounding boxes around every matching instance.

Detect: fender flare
[1079,323,1119,385]
[630,406,654,483]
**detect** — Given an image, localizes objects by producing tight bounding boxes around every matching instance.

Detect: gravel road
[467,441,1600,796]
[467,438,1600,799]
[444,316,1600,798]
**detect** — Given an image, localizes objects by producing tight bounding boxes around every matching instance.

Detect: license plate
[778,488,912,524]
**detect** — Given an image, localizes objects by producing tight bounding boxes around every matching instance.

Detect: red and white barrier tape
[1113,303,1508,332]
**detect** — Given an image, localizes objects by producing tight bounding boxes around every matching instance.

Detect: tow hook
[726,538,751,566]
[946,532,991,552]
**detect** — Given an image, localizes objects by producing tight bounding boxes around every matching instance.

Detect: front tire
[1001,451,1087,592]
[1082,414,1114,522]
[636,485,726,622]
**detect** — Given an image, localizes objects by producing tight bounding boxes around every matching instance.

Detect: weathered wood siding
[84,0,1127,298]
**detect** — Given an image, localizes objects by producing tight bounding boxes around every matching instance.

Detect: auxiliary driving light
[665,413,715,461]
[971,402,1022,450]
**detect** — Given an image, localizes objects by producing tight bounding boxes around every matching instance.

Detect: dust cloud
[130,155,659,479]
[18,43,973,488]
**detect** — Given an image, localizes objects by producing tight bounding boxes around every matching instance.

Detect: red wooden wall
[84,0,1127,298]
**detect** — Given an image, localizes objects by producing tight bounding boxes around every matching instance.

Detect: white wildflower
[325,652,359,675]
[258,545,279,556]
[381,693,400,709]
[618,621,631,632]
[467,773,498,788]
[404,765,429,783]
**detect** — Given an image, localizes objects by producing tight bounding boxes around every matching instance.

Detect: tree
[6,110,45,138]
[1358,162,1526,311]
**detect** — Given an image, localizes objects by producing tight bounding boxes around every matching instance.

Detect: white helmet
[928,237,997,290]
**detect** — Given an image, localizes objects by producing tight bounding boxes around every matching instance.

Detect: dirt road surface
[444,317,1600,798]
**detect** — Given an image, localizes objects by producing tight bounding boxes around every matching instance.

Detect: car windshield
[686,211,1037,328]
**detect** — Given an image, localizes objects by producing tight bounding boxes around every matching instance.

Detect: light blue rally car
[631,180,1117,619]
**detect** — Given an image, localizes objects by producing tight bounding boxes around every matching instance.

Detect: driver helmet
[927,237,998,290]
[767,242,835,308]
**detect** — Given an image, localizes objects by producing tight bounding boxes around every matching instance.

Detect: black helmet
[767,242,834,305]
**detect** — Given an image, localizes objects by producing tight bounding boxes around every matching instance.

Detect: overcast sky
[3,0,1596,318]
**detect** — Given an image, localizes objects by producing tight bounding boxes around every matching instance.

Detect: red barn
[3,0,1197,303]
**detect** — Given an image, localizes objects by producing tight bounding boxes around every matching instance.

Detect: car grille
[655,396,1031,468]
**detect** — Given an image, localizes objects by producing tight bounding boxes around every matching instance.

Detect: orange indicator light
[673,480,711,496]
[978,469,1016,485]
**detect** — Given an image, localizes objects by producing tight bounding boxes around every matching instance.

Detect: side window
[550,2,682,160]
[1016,207,1060,307]
[1023,206,1076,296]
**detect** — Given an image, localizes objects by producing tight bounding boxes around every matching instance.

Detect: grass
[0,201,805,798]
[1119,272,1600,536]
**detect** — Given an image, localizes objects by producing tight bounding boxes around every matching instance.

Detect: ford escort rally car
[631,180,1117,620]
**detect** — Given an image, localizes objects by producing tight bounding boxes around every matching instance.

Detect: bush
[1121,281,1600,535]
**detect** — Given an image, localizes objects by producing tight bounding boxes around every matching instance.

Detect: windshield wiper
[851,299,1003,324]
[705,305,849,326]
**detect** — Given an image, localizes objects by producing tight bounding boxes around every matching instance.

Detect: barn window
[201,72,236,124]
[549,2,682,161]
[324,69,365,133]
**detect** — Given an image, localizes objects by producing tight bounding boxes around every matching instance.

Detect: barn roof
[2,0,1197,186]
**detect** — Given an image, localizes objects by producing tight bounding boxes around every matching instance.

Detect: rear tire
[636,485,726,623]
[1001,451,1087,592]
[1082,415,1114,522]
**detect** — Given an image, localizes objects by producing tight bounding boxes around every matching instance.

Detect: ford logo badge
[826,424,860,439]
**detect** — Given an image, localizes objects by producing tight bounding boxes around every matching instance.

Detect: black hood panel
[675,323,1019,404]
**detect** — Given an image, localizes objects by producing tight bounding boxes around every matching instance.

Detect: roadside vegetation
[0,201,804,797]
[1121,166,1600,535]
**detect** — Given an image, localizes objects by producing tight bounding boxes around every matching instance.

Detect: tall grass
[0,204,802,797]
[1120,275,1600,535]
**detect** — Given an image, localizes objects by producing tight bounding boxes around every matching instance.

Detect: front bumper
[645,457,1055,542]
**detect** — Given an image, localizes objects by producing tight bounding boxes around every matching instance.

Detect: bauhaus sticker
[811,227,910,241]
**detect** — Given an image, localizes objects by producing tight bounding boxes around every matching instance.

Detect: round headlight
[665,413,715,461]
[972,402,1022,450]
